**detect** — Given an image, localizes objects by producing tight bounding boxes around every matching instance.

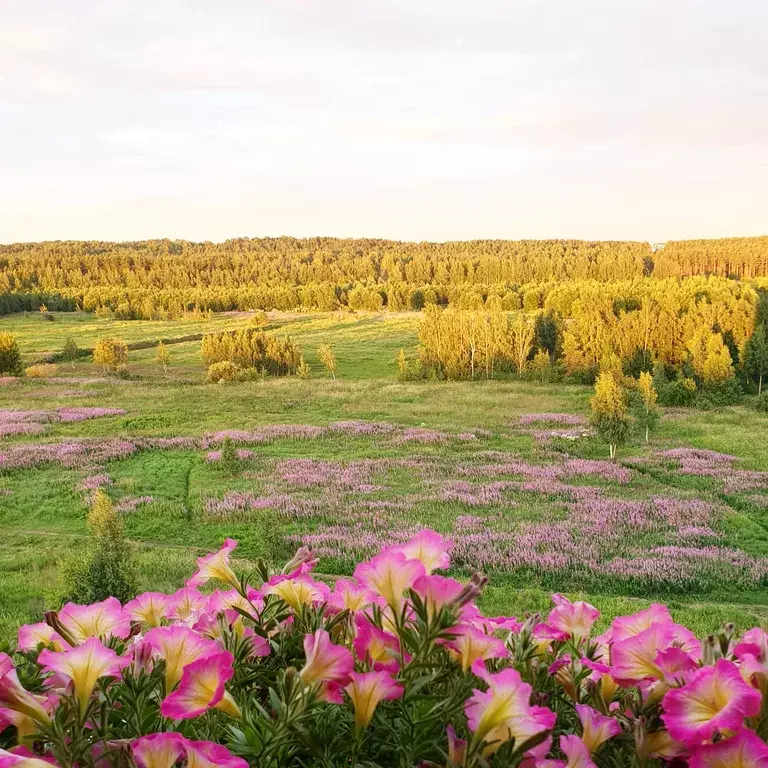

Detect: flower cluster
[3,532,768,767]
[0,408,126,440]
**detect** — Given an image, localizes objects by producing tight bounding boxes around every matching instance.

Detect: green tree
[0,332,22,375]
[63,337,79,368]
[590,372,631,459]
[743,325,768,395]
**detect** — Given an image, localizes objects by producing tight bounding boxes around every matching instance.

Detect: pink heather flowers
[3,530,768,767]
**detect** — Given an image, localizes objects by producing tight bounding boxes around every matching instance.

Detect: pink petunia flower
[445,725,467,767]
[132,733,247,768]
[132,732,186,768]
[412,574,465,620]
[0,747,57,768]
[186,539,240,590]
[299,629,354,689]
[392,529,452,573]
[465,666,555,755]
[160,651,240,721]
[353,615,400,671]
[143,626,222,689]
[327,579,376,614]
[263,576,330,614]
[38,637,129,714]
[448,626,507,673]
[55,597,130,644]
[547,595,599,644]
[575,704,621,753]
[354,550,426,611]
[0,654,52,726]
[609,604,674,642]
[661,659,762,744]
[124,592,173,628]
[688,728,768,768]
[17,623,69,652]
[611,623,699,686]
[164,587,209,623]
[344,670,403,730]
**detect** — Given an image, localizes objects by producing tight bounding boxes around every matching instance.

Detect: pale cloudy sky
[1,0,767,243]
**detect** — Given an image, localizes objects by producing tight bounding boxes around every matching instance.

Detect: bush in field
[653,362,697,407]
[590,371,630,459]
[6,530,768,767]
[0,332,22,375]
[754,392,768,413]
[297,356,311,379]
[24,363,58,378]
[93,337,128,373]
[218,437,241,476]
[62,337,79,368]
[58,490,137,605]
[201,328,300,376]
[317,343,338,379]
[205,360,243,383]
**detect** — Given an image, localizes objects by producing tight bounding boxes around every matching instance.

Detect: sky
[1,0,767,244]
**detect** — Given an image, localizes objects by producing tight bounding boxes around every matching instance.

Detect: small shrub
[58,491,137,604]
[24,363,58,378]
[754,392,768,413]
[297,357,311,379]
[0,332,22,375]
[219,437,241,476]
[205,360,243,383]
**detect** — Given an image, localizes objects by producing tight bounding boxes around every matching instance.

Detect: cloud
[0,0,766,242]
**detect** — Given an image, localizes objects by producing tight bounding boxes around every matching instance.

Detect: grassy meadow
[2,310,768,643]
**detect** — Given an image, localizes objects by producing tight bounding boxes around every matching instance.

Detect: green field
[2,311,768,643]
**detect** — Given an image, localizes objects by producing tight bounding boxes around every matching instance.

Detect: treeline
[0,236,766,316]
[415,276,768,398]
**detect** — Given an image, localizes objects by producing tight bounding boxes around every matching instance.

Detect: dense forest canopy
[1,235,767,316]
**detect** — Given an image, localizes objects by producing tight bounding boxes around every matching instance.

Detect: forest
[1,235,768,316]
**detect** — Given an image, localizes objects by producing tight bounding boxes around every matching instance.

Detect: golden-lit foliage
[2,236,766,316]
[556,277,756,374]
[201,327,301,376]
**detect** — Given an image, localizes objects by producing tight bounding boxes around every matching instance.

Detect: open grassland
[2,311,768,643]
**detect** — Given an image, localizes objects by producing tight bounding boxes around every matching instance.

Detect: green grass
[1,310,768,644]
